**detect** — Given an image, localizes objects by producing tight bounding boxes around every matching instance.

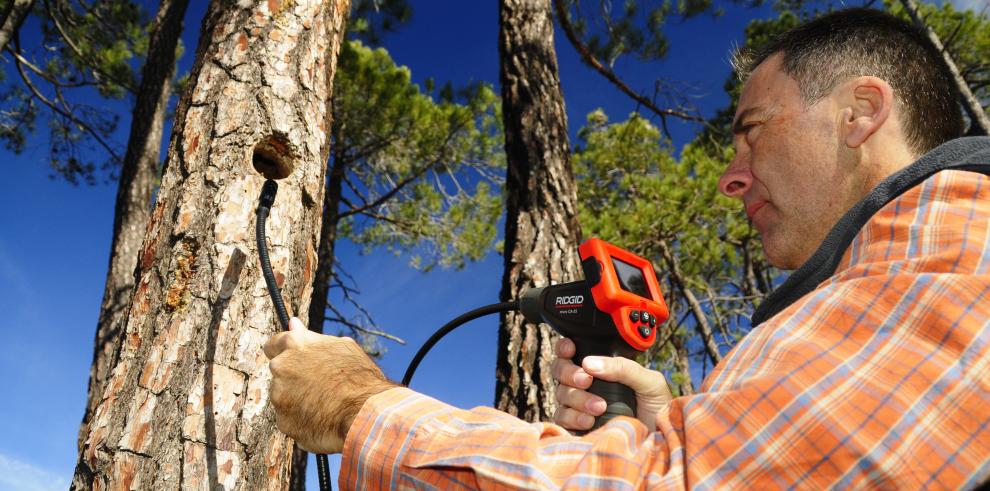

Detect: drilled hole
[252,134,295,180]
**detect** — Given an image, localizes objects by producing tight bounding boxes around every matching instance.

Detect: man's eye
[742,122,761,140]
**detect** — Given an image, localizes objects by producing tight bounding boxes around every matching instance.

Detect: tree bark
[899,0,990,135]
[0,0,32,53]
[76,0,189,454]
[72,0,349,488]
[495,0,582,423]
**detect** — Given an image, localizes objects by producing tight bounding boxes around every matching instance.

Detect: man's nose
[718,155,752,198]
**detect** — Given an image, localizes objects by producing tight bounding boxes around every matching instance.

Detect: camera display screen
[611,257,650,299]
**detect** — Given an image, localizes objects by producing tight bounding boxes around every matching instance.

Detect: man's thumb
[582,356,659,394]
[288,317,306,332]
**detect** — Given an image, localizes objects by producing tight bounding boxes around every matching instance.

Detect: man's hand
[550,337,673,431]
[263,318,397,454]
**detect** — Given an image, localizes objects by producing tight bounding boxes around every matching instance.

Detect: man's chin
[762,242,801,271]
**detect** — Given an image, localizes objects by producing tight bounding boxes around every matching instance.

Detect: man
[264,8,990,489]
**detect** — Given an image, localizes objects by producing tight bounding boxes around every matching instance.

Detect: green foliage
[332,40,504,272]
[574,110,774,390]
[1,0,156,184]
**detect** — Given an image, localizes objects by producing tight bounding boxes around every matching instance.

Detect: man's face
[719,54,865,270]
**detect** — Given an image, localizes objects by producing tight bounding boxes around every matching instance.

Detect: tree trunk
[72,0,349,488]
[0,0,33,53]
[495,0,583,423]
[76,0,189,454]
[899,0,990,135]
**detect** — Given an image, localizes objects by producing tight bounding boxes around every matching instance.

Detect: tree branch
[553,0,705,129]
[0,0,33,54]
[899,0,990,135]
[658,239,723,365]
[43,0,138,94]
[8,42,121,162]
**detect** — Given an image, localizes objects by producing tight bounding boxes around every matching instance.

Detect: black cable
[256,179,332,491]
[256,180,290,330]
[402,301,519,387]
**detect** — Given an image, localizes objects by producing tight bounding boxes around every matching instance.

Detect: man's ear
[842,76,894,149]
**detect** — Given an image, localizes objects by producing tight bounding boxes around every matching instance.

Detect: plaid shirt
[341,169,990,490]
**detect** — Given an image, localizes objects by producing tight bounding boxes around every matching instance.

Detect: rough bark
[0,0,32,53]
[72,0,349,488]
[899,0,990,135]
[495,0,583,423]
[77,0,189,454]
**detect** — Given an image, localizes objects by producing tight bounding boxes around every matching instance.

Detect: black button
[649,316,656,327]
[629,310,640,322]
[638,326,652,338]
[641,312,650,323]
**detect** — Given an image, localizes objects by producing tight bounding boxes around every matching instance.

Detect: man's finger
[554,337,576,358]
[553,406,595,431]
[582,356,662,395]
[555,384,606,415]
[551,357,593,389]
[289,317,306,332]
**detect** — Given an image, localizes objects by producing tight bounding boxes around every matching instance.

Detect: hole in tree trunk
[252,133,296,179]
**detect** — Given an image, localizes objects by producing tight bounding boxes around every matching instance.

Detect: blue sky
[2,0,976,489]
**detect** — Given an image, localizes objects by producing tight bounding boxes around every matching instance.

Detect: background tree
[73,0,350,487]
[77,0,189,453]
[496,0,583,422]
[892,0,990,134]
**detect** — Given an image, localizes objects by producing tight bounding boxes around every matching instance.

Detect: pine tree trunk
[495,0,583,423]
[72,0,349,488]
[77,0,189,454]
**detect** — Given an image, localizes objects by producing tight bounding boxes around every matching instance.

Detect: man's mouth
[745,201,768,220]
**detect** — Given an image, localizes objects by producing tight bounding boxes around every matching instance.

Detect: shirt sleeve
[339,386,678,490]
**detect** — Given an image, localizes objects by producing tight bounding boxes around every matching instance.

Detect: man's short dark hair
[733,8,964,155]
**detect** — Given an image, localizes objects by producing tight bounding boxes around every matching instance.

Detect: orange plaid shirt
[341,168,990,490]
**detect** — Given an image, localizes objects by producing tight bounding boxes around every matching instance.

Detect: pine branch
[9,42,121,162]
[553,0,706,132]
